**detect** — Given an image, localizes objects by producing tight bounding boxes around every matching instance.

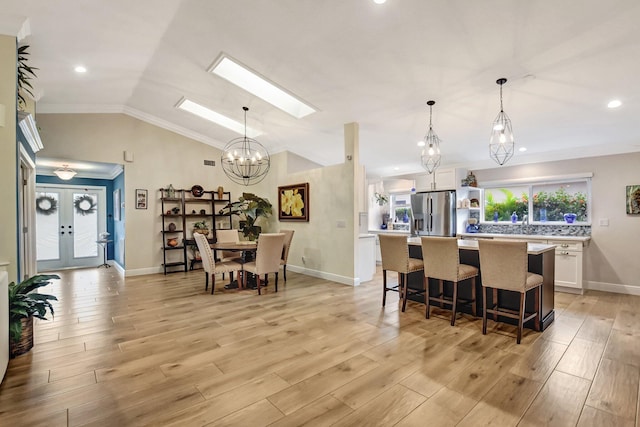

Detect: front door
[36,185,107,271]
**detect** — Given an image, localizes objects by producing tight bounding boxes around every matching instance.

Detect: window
[483,177,591,224]
[390,193,411,231]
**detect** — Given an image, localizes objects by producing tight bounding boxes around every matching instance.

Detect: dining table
[210,241,257,289]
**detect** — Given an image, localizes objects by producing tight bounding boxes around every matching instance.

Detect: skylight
[209,54,316,119]
[176,98,262,137]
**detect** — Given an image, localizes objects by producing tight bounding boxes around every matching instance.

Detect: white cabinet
[415,168,467,192]
[549,240,584,293]
[357,235,376,283]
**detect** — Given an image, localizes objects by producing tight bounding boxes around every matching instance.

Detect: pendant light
[420,100,441,174]
[53,164,77,180]
[221,107,270,186]
[489,78,515,165]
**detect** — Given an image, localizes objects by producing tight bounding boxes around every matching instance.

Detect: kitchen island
[406,238,557,330]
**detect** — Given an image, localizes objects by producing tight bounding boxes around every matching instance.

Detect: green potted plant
[220,193,273,241]
[193,220,209,236]
[374,192,389,206]
[9,274,59,357]
[17,45,38,110]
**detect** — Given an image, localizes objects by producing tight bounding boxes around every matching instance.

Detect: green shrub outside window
[484,188,528,221]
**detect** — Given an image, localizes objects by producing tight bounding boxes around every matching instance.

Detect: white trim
[287,265,358,286]
[17,112,44,153]
[125,266,164,277]
[555,285,583,295]
[480,172,594,188]
[37,104,125,114]
[111,261,125,275]
[585,280,640,296]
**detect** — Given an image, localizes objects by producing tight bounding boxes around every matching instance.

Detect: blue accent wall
[36,175,115,260]
[112,171,125,267]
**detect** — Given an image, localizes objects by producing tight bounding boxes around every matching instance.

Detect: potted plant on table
[9,274,59,358]
[193,220,209,237]
[220,193,273,241]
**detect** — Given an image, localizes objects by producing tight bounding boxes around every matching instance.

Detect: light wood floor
[1,267,639,427]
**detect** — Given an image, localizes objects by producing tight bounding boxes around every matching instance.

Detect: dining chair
[421,236,478,326]
[193,233,243,295]
[242,233,285,295]
[215,229,242,281]
[279,229,295,282]
[378,234,424,312]
[478,239,544,344]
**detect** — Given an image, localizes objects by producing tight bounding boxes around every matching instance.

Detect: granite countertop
[407,237,556,255]
[458,232,591,242]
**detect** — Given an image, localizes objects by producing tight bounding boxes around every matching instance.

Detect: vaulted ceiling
[4,0,640,177]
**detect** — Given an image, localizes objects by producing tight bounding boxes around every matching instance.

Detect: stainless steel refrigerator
[410,190,456,237]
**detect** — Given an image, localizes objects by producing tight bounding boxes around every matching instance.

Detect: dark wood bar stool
[478,240,544,344]
[420,236,478,326]
[379,234,424,312]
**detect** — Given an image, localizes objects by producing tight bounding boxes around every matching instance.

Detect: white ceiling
[4,0,640,178]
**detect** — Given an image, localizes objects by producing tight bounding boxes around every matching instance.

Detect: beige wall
[37,113,359,283]
[0,36,18,282]
[474,153,640,292]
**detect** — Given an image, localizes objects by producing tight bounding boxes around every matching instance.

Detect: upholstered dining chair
[193,232,243,295]
[478,239,544,344]
[242,233,285,295]
[215,229,241,281]
[378,234,424,312]
[421,236,478,326]
[279,229,295,282]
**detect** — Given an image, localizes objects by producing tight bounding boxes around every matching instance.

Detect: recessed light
[74,65,87,73]
[176,98,262,137]
[417,140,425,147]
[519,147,527,152]
[374,0,387,4]
[209,54,316,119]
[393,167,400,171]
[607,99,622,109]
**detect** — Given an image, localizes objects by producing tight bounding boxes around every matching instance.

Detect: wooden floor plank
[555,338,606,380]
[585,358,639,420]
[519,370,591,427]
[395,387,477,427]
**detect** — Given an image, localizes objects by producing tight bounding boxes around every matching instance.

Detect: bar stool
[379,234,424,312]
[421,236,478,326]
[478,240,543,344]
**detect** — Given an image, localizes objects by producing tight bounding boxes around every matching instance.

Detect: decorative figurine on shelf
[168,222,176,232]
[200,209,206,215]
[467,171,477,187]
[166,184,175,198]
[171,207,180,214]
[511,211,518,223]
[217,186,224,200]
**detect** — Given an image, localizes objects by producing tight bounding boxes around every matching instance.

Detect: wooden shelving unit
[160,188,232,274]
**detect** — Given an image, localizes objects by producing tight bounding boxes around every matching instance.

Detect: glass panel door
[36,185,106,271]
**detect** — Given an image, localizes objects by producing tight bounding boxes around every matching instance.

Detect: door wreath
[74,194,97,216]
[35,195,58,216]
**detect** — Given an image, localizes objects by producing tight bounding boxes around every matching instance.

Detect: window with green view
[483,179,590,223]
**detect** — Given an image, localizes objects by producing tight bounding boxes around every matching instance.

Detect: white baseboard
[287,265,358,286]
[555,285,583,295]
[125,266,164,277]
[585,280,640,296]
[111,261,125,275]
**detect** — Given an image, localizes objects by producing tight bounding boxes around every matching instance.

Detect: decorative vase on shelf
[168,222,176,232]
[167,184,175,198]
[563,213,577,224]
[511,212,518,223]
[402,213,409,223]
[540,208,547,222]
[493,211,499,222]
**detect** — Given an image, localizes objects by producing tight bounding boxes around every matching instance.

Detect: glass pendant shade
[489,78,515,165]
[420,100,441,174]
[54,164,77,180]
[221,107,270,186]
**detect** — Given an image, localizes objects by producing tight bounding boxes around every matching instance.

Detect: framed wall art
[278,182,309,221]
[627,185,640,214]
[136,189,148,210]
